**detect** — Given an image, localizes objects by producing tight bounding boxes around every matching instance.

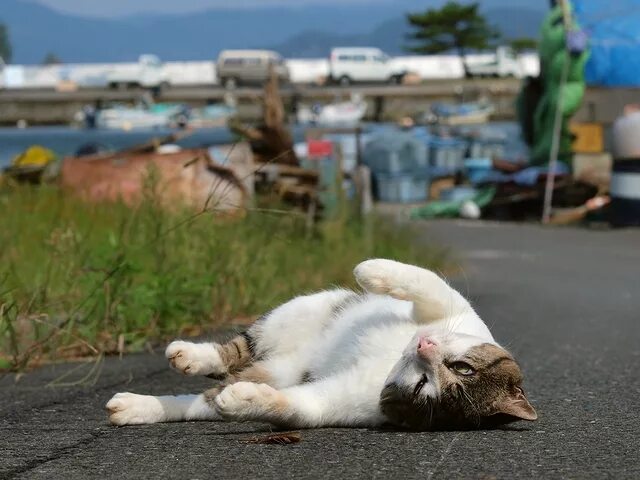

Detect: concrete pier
[0,79,521,125]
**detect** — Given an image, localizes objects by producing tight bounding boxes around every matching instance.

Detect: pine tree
[406,2,499,77]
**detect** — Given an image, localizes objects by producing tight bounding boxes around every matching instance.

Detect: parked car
[328,47,406,86]
[466,46,523,78]
[107,54,170,90]
[216,50,289,89]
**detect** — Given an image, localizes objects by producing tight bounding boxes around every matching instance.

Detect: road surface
[2,220,639,479]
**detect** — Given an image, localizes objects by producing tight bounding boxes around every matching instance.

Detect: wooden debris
[230,67,298,166]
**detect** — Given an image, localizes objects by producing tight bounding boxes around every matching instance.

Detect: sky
[28,0,398,17]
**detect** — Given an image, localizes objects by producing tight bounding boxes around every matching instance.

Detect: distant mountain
[274,7,545,57]
[1,0,546,63]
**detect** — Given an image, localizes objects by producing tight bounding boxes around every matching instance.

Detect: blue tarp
[573,0,640,86]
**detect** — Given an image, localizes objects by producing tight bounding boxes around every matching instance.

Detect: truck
[107,54,170,90]
[466,46,523,78]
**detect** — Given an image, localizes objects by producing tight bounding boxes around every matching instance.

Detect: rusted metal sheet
[60,146,252,212]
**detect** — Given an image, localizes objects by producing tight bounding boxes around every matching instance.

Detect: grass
[0,184,447,371]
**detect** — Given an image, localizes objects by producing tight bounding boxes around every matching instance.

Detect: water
[0,126,238,167]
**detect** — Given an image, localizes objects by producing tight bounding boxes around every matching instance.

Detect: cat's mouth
[413,374,429,396]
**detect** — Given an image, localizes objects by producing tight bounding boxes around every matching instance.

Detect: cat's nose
[417,336,437,358]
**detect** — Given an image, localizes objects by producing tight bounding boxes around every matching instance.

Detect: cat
[106,258,537,430]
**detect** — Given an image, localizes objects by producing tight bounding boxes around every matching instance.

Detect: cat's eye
[449,361,476,376]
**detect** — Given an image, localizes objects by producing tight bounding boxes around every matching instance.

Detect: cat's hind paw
[106,392,165,426]
[165,340,226,377]
[213,382,287,421]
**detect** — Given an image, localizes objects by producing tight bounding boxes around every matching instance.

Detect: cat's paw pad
[354,259,408,299]
[165,340,225,376]
[106,392,164,426]
[214,382,285,420]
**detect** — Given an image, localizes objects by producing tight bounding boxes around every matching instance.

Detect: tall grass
[0,185,447,370]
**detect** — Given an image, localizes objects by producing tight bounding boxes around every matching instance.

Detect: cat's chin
[379,383,437,431]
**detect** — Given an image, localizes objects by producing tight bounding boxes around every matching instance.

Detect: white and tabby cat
[106,259,537,430]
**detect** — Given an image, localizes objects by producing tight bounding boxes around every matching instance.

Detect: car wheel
[339,76,352,87]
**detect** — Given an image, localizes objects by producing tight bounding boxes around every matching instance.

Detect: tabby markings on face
[381,339,537,430]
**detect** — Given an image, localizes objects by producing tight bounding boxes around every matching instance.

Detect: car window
[223,57,262,66]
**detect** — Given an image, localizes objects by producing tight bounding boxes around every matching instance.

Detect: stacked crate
[428,137,468,178]
[364,130,429,203]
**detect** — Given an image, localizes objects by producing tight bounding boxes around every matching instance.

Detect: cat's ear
[493,388,537,421]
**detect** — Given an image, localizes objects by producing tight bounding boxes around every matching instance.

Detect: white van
[329,47,405,86]
[216,50,290,89]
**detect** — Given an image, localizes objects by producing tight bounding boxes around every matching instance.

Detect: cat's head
[380,330,537,430]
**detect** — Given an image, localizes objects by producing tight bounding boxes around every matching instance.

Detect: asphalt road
[2,220,639,479]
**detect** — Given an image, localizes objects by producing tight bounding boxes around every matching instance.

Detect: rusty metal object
[60,145,252,213]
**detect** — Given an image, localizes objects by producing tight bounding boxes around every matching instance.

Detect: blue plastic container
[374,171,430,203]
[429,138,467,176]
[469,139,506,160]
[364,130,428,174]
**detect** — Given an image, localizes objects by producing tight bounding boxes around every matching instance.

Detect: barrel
[611,112,640,226]
[610,158,640,227]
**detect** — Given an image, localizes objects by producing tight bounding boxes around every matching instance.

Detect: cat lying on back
[107,259,537,430]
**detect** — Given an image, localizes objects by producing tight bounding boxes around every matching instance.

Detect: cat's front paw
[165,340,225,376]
[106,392,165,426]
[354,259,408,299]
[214,382,287,421]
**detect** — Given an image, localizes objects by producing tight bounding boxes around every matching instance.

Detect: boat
[297,96,367,126]
[77,95,189,130]
[428,101,495,126]
[94,105,175,130]
[186,104,236,128]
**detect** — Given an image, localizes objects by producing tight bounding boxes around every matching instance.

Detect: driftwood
[231,68,298,166]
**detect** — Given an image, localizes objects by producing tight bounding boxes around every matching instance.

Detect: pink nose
[417,336,437,357]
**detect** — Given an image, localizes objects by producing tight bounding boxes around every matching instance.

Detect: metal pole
[542,0,572,224]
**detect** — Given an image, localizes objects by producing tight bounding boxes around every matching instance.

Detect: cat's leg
[106,392,219,425]
[212,375,385,428]
[165,333,253,377]
[106,364,273,426]
[165,289,357,379]
[354,259,474,322]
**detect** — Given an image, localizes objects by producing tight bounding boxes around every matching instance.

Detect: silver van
[216,50,290,88]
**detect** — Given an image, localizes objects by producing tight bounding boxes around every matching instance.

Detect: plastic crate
[429,138,467,176]
[469,139,506,160]
[374,171,430,203]
[364,131,428,174]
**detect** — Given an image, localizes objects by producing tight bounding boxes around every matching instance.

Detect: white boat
[297,97,367,126]
[428,101,495,126]
[94,105,172,130]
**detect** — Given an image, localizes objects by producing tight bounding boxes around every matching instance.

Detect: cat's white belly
[308,296,418,380]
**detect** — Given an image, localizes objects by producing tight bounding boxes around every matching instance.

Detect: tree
[42,52,62,65]
[510,37,538,55]
[406,1,499,77]
[0,22,12,63]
